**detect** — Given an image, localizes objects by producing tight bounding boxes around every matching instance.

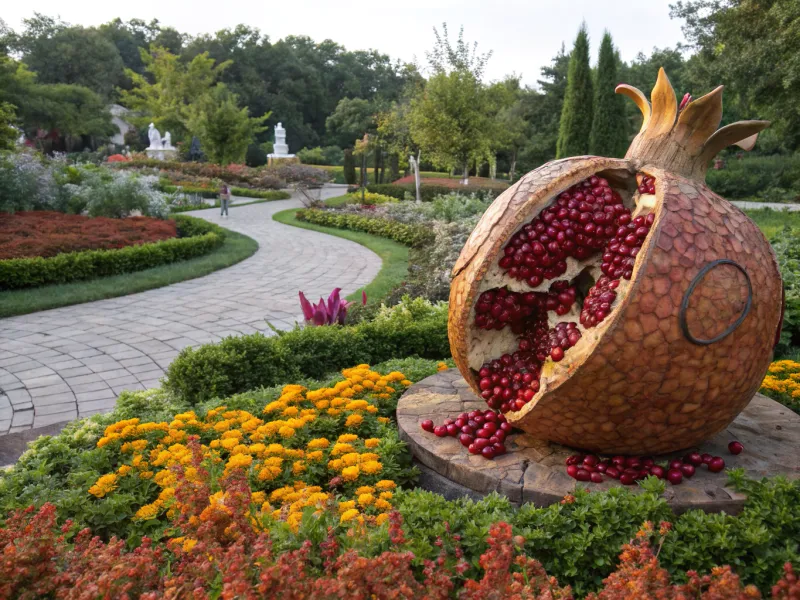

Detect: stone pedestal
[267,155,299,166]
[397,370,800,514]
[145,148,178,161]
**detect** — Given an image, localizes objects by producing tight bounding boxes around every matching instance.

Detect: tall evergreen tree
[589,32,628,158]
[343,148,357,184]
[556,25,593,158]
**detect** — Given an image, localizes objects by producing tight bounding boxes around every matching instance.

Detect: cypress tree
[343,148,357,184]
[556,25,593,158]
[589,32,629,158]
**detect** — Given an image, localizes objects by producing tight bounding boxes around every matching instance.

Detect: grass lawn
[272,208,408,304]
[744,207,800,239]
[0,229,258,318]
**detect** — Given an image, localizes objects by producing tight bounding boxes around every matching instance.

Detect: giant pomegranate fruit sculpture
[448,69,784,455]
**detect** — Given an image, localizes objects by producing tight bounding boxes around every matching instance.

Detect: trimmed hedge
[164,311,450,403]
[230,188,291,200]
[295,209,433,247]
[366,183,501,202]
[0,215,225,290]
[706,154,800,201]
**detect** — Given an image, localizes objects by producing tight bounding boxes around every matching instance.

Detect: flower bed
[392,174,510,191]
[0,215,225,290]
[296,209,433,247]
[1,357,799,598]
[760,360,800,413]
[0,211,178,259]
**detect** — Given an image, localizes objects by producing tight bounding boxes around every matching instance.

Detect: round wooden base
[397,370,800,514]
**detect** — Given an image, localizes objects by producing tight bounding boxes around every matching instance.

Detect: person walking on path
[220,183,231,217]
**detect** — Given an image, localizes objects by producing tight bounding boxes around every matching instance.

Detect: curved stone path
[0,186,381,435]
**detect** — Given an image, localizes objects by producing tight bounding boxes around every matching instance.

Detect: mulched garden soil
[0,211,178,259]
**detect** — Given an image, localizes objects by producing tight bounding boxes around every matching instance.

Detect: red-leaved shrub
[0,211,177,259]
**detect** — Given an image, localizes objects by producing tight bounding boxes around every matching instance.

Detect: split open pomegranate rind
[449,157,783,454]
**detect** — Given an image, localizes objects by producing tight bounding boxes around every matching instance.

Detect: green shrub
[770,226,800,355]
[295,209,433,247]
[298,146,344,166]
[230,188,291,200]
[706,154,800,200]
[366,183,500,202]
[245,143,267,167]
[365,184,407,199]
[160,184,218,199]
[0,216,225,290]
[164,298,449,403]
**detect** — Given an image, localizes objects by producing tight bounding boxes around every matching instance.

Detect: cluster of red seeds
[565,443,741,485]
[638,175,656,195]
[420,409,513,459]
[599,213,655,281]
[477,352,543,412]
[498,176,628,286]
[525,322,582,363]
[473,282,577,332]
[580,276,620,328]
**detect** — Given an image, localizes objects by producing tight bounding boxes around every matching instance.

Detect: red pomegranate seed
[667,469,683,485]
[590,472,604,484]
[728,441,743,455]
[685,452,703,466]
[708,457,725,473]
[421,420,434,432]
[680,464,695,478]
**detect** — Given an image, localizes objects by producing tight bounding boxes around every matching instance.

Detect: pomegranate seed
[590,472,604,484]
[685,452,703,466]
[433,426,447,438]
[728,441,744,455]
[566,464,579,478]
[421,420,434,432]
[650,465,665,479]
[701,453,713,465]
[669,459,683,470]
[606,467,621,479]
[482,446,496,459]
[619,473,636,485]
[575,469,591,482]
[666,469,683,485]
[446,424,458,436]
[708,457,726,473]
[680,464,695,478]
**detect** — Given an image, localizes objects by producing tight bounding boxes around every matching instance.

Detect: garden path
[0,185,381,437]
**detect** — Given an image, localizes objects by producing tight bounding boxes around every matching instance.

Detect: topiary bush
[706,154,800,201]
[0,216,225,290]
[295,209,433,247]
[164,298,449,403]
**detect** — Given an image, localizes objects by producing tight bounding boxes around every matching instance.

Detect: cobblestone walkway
[0,187,381,435]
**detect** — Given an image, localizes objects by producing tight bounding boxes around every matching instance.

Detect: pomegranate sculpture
[448,69,783,455]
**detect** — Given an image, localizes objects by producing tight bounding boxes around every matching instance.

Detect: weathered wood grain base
[398,370,800,514]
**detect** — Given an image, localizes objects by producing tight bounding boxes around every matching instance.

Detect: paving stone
[0,187,379,436]
[11,410,34,427]
[33,392,76,407]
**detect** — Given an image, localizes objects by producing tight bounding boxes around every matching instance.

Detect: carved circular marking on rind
[398,371,800,513]
[679,259,753,345]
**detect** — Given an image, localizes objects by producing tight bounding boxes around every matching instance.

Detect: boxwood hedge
[295,209,433,247]
[0,215,225,290]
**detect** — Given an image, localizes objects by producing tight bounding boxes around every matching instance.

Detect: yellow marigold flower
[220,438,238,450]
[307,450,324,462]
[377,417,391,424]
[158,487,175,503]
[328,459,344,471]
[401,380,412,386]
[88,473,118,498]
[342,466,360,481]
[376,394,391,400]
[221,430,243,440]
[376,513,390,525]
[278,426,295,439]
[327,408,342,417]
[293,460,307,475]
[358,493,375,507]
[258,466,282,481]
[364,438,380,449]
[231,444,250,455]
[356,485,375,494]
[386,372,405,382]
[307,438,330,450]
[242,418,263,432]
[340,508,359,523]
[375,480,396,490]
[315,400,330,410]
[252,491,266,505]
[155,470,177,488]
[359,453,380,463]
[361,461,382,475]
[213,420,234,433]
[117,465,132,476]
[182,538,197,552]
[140,471,154,479]
[340,389,355,398]
[225,454,253,472]
[287,512,304,532]
[338,500,356,513]
[332,443,354,456]
[331,397,347,408]
[282,406,299,417]
[185,467,200,482]
[97,437,111,448]
[134,502,161,520]
[342,453,360,467]
[210,440,221,449]
[263,400,287,414]
[264,456,284,467]
[384,387,395,393]
[249,443,266,456]
[266,443,284,455]
[375,498,392,511]
[336,434,357,443]
[345,400,369,411]
[345,414,363,428]
[362,380,375,389]
[379,491,393,500]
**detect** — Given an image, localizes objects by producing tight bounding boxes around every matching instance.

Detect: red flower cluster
[0,211,177,259]
[106,154,131,163]
[2,461,798,600]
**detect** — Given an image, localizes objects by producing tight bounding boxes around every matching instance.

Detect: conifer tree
[589,32,628,157]
[343,148,357,184]
[556,25,593,158]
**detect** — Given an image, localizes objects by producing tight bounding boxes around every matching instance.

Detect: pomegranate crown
[616,68,770,180]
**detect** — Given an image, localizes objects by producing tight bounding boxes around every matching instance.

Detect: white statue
[268,121,295,159]
[147,123,162,149]
[163,132,173,149]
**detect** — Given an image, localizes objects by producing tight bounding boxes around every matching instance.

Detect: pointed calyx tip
[615,69,770,180]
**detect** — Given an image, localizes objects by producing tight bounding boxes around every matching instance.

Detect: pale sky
[2,0,688,86]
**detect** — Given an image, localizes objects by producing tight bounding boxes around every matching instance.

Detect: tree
[377,99,416,181]
[186,85,269,165]
[9,14,125,98]
[343,148,357,184]
[556,25,593,158]
[427,23,492,79]
[409,70,491,182]
[119,46,231,141]
[671,0,800,150]
[0,102,17,151]
[325,98,376,148]
[589,32,628,158]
